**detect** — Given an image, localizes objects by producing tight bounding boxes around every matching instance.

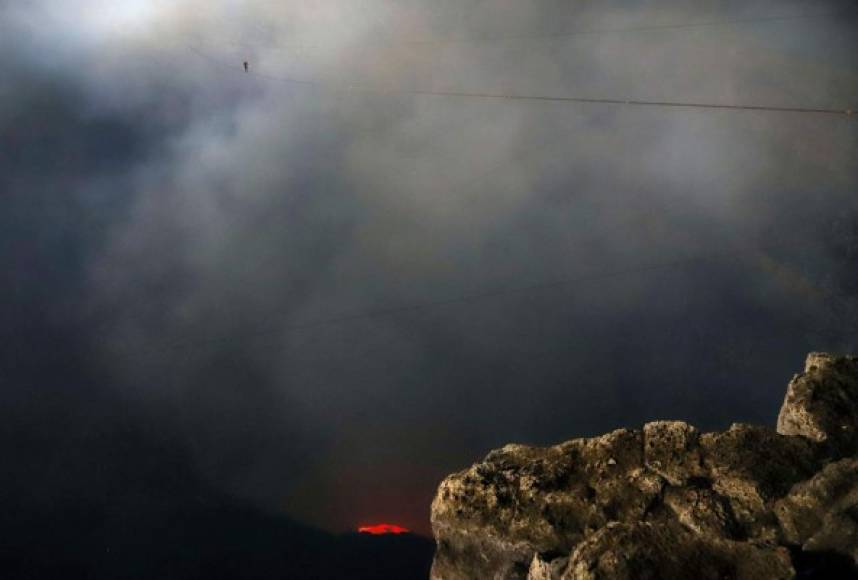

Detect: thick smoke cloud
[3,0,857,534]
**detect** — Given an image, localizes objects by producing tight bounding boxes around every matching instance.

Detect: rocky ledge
[431,353,858,579]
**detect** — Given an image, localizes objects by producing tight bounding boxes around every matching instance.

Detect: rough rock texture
[565,522,794,580]
[775,458,858,564]
[777,353,858,456]
[431,353,858,580]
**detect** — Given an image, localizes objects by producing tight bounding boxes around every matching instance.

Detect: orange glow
[357,524,410,535]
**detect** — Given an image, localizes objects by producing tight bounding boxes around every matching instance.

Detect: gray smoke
[3,0,857,533]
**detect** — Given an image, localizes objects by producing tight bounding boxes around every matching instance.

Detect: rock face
[777,353,858,456]
[431,353,858,579]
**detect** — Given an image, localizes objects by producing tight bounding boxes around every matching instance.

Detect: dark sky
[3,0,858,536]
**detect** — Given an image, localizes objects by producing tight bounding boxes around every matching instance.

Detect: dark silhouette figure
[243,61,249,73]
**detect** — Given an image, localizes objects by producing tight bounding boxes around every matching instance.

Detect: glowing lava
[358,524,410,535]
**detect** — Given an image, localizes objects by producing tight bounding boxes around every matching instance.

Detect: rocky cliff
[431,353,858,579]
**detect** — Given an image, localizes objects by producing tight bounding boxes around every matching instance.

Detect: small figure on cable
[243,61,249,73]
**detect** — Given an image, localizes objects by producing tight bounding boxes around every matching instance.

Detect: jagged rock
[527,553,568,580]
[775,458,858,565]
[430,430,663,579]
[662,485,737,537]
[699,423,822,541]
[564,522,794,580]
[643,421,703,486]
[777,352,858,456]
[431,353,858,579]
